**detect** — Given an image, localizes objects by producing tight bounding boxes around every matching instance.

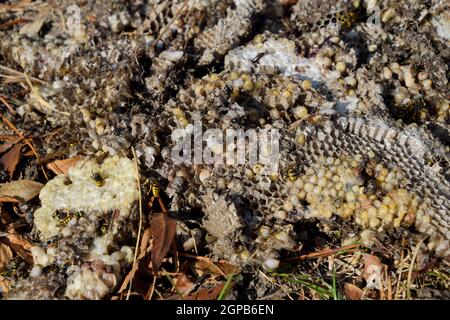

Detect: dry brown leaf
[0,142,14,154]
[344,283,364,300]
[362,254,383,289]
[47,156,81,175]
[8,242,32,264]
[150,212,177,272]
[1,232,33,251]
[0,276,10,295]
[118,227,153,293]
[0,143,22,177]
[139,227,152,258]
[0,243,13,269]
[194,260,241,278]
[0,136,22,153]
[0,179,43,203]
[175,274,195,295]
[185,283,225,300]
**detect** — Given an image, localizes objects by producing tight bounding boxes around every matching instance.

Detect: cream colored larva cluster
[30,156,138,300]
[286,154,426,231]
[34,156,138,240]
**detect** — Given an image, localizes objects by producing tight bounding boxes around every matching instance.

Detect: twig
[0,65,48,85]
[126,147,143,300]
[0,96,16,115]
[407,237,426,299]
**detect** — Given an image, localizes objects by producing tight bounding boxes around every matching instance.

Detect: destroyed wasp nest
[0,0,449,299]
[7,156,138,300]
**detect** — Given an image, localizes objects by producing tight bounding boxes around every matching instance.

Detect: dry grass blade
[0,143,22,178]
[0,179,43,203]
[0,65,48,85]
[407,238,426,299]
[285,243,360,262]
[150,212,177,272]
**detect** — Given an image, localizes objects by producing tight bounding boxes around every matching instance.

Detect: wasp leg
[157,197,168,213]
[147,196,156,211]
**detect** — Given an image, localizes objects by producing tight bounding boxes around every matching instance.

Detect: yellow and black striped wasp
[52,209,72,227]
[90,170,106,187]
[52,209,85,227]
[144,178,167,213]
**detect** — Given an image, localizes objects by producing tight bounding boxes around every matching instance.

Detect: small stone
[263,258,280,270]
